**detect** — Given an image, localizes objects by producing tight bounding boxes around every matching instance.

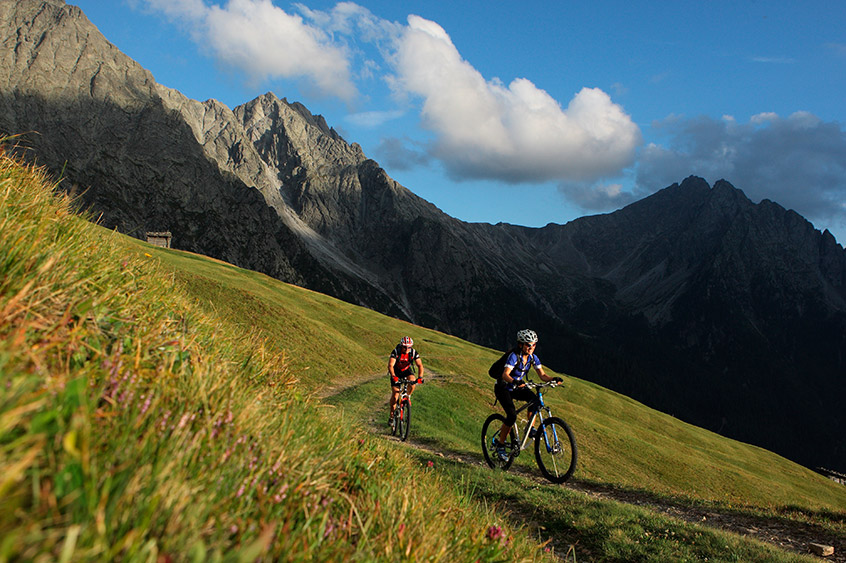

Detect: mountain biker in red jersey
[388,336,424,424]
[492,329,562,461]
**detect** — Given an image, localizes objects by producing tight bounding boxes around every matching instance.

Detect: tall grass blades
[0,148,553,561]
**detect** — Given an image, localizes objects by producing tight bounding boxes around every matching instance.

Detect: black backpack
[488,347,518,378]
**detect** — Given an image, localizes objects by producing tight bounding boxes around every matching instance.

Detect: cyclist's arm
[501,365,519,385]
[535,365,563,383]
[415,358,424,379]
[388,357,397,378]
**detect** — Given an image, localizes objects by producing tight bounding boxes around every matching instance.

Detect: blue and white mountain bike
[481,380,578,483]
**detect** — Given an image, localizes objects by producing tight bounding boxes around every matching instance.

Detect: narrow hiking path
[316,370,386,400]
[406,437,843,562]
[323,375,844,562]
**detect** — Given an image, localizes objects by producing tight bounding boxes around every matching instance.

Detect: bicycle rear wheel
[481,414,517,470]
[534,416,577,483]
[399,400,411,441]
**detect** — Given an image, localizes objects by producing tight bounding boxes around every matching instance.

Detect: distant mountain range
[3,0,844,472]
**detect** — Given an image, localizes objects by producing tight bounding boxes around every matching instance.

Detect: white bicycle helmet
[516,329,538,344]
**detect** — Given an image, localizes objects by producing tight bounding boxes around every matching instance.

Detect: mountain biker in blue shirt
[388,336,424,424]
[492,329,562,461]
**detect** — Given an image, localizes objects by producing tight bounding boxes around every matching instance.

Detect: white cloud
[390,15,642,184]
[140,0,207,20]
[611,82,628,97]
[825,42,846,57]
[141,0,357,100]
[637,112,846,238]
[345,109,404,128]
[297,2,402,44]
[373,136,431,171]
[141,2,642,193]
[559,181,638,211]
[750,112,778,125]
[750,56,795,64]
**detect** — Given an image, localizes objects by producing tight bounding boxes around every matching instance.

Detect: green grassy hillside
[149,234,845,512]
[0,152,554,562]
[2,149,843,561]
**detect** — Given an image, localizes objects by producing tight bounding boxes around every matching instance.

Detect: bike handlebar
[521,379,562,389]
[393,377,424,385]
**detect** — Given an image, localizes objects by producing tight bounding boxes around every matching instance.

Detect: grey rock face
[2,0,845,472]
[0,0,399,311]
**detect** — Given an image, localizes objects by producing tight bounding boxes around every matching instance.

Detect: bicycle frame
[510,382,559,456]
[396,378,415,405]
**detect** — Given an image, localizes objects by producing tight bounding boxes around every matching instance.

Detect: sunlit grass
[141,180,845,559]
[0,148,554,561]
[408,451,822,563]
[150,207,845,561]
[3,143,843,562]
[141,232,845,512]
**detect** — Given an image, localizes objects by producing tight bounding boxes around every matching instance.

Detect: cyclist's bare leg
[497,424,512,445]
[389,387,400,417]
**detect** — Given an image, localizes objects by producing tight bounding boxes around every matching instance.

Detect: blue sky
[72,0,846,244]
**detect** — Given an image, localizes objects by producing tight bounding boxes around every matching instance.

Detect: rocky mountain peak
[2,0,156,106]
[228,95,368,236]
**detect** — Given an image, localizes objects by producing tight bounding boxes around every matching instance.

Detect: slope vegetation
[0,150,553,561]
[2,151,843,560]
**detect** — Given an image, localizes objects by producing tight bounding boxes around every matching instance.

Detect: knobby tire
[481,413,517,470]
[399,400,411,441]
[534,416,577,483]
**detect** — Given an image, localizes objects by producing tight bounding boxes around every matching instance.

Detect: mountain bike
[481,380,577,483]
[390,378,423,441]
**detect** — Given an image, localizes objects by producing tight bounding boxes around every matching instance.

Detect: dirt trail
[401,435,844,562]
[316,371,386,400]
[325,376,844,561]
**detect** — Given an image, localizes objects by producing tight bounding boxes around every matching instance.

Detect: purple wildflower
[487,526,504,541]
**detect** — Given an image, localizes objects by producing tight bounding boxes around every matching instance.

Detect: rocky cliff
[0,0,411,315]
[2,0,844,472]
[539,178,846,468]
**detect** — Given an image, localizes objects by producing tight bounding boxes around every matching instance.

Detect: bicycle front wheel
[399,401,411,441]
[481,413,517,470]
[534,416,577,483]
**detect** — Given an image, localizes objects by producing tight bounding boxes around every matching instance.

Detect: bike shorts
[494,382,538,426]
[390,370,416,388]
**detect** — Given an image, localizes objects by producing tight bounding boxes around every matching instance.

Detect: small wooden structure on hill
[145,231,172,248]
